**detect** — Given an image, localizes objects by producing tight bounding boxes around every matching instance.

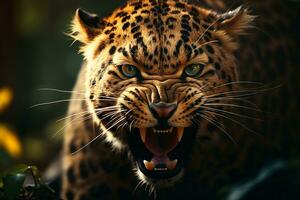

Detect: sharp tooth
[154,167,167,171]
[140,128,146,143]
[143,160,154,171]
[167,159,178,170]
[177,127,184,142]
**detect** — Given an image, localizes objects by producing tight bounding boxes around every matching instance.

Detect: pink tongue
[144,128,178,156]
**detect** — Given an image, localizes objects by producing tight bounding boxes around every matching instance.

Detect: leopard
[61,0,300,199]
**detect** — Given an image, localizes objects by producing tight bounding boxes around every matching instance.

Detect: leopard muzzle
[127,102,197,183]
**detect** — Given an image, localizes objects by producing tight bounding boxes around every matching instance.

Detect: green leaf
[10,164,30,174]
[1,164,59,199]
[24,165,42,187]
[3,173,26,200]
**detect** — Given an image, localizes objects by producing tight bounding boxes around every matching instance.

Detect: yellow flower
[0,87,13,112]
[0,124,22,158]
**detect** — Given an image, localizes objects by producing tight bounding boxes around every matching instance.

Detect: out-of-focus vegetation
[0,124,22,160]
[0,1,126,198]
[0,1,127,197]
[0,0,126,172]
[0,88,58,199]
[0,87,13,113]
[0,164,59,200]
[220,159,300,200]
[0,87,22,168]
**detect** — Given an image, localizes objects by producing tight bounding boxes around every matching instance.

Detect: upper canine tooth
[177,127,184,142]
[143,160,154,171]
[140,128,146,143]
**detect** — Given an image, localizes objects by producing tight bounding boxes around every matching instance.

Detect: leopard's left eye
[184,64,204,77]
[120,64,139,78]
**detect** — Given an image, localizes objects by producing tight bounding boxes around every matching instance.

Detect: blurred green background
[0,0,127,172]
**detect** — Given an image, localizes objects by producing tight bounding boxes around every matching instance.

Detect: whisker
[51,112,91,138]
[95,99,118,102]
[57,105,121,123]
[115,121,126,133]
[207,89,263,98]
[212,81,264,89]
[124,107,136,116]
[129,119,135,132]
[197,113,237,145]
[99,111,119,119]
[30,99,85,108]
[72,116,126,154]
[97,109,126,122]
[204,103,262,112]
[133,180,144,194]
[207,84,281,98]
[196,19,219,43]
[92,111,96,138]
[37,88,85,95]
[56,110,90,122]
[203,110,260,136]
[113,107,135,132]
[199,105,262,121]
[206,97,259,108]
[199,83,210,91]
[98,96,119,100]
[104,111,126,127]
[52,108,122,138]
[98,110,119,118]
[94,106,121,112]
[32,90,121,109]
[198,40,219,48]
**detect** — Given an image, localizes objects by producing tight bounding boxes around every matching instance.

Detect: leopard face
[70,0,253,188]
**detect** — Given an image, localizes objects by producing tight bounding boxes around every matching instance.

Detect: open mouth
[128,126,196,180]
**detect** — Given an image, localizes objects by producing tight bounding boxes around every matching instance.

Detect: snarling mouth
[128,126,196,181]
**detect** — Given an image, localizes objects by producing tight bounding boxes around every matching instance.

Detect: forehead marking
[93,0,218,74]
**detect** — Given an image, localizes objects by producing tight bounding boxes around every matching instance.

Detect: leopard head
[70,0,253,188]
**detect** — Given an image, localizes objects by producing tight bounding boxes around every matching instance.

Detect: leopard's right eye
[119,64,139,78]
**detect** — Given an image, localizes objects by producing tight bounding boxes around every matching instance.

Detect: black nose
[149,102,177,119]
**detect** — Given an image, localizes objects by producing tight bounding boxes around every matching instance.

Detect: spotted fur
[62,0,300,199]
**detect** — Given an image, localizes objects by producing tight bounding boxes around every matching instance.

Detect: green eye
[184,64,204,77]
[120,64,138,78]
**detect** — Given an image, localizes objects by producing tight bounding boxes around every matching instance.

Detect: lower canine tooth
[140,128,146,143]
[177,127,184,142]
[143,160,154,171]
[167,159,178,170]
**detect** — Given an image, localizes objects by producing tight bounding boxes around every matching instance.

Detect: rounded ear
[69,8,104,44]
[217,6,255,36]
